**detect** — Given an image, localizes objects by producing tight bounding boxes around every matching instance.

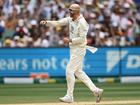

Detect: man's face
[69,9,74,17]
[68,4,80,18]
[69,9,77,18]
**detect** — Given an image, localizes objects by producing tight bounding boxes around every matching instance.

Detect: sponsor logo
[107,51,128,72]
[127,55,140,68]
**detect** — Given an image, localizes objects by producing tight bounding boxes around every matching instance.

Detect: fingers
[40,20,47,25]
[63,37,70,43]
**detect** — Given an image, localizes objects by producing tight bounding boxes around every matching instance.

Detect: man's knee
[75,70,86,79]
[66,62,77,72]
[66,69,74,77]
[75,70,83,76]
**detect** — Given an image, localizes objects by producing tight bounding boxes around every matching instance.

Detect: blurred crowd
[0,0,140,47]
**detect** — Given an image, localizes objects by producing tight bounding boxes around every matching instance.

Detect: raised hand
[40,20,47,25]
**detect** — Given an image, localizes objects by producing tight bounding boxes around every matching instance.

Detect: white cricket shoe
[94,89,103,103]
[59,95,74,103]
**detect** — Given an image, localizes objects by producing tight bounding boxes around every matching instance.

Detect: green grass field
[0,82,140,105]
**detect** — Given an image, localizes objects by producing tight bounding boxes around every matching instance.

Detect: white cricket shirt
[46,14,89,48]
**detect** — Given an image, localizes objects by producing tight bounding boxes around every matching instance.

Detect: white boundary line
[1,100,140,105]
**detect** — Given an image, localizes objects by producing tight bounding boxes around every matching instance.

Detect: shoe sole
[59,98,73,103]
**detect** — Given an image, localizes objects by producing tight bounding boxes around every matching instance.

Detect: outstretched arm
[40,18,69,27]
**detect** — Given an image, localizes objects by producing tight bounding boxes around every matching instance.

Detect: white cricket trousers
[66,47,98,97]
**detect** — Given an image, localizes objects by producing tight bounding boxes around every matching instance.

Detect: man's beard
[70,13,74,18]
